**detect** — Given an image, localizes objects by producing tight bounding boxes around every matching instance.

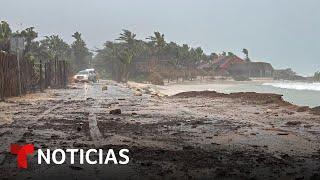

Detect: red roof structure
[212,55,245,75]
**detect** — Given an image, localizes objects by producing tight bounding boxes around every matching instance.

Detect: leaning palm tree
[242,48,250,61]
[146,31,166,60]
[72,32,82,41]
[116,29,136,48]
[115,29,137,82]
[118,49,134,82]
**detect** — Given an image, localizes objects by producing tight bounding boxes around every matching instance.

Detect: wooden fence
[0,51,69,100]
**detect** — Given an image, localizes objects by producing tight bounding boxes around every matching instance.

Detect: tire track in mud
[88,99,103,146]
[0,101,65,167]
[85,83,103,147]
[0,87,85,154]
[0,103,62,153]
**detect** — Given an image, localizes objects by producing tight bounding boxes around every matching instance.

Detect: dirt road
[0,81,319,179]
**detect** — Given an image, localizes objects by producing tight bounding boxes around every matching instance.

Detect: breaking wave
[263,82,320,91]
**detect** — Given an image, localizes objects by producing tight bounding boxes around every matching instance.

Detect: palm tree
[30,41,51,91]
[227,52,234,57]
[41,35,71,87]
[118,49,134,82]
[102,41,121,81]
[242,48,250,61]
[116,29,137,82]
[0,21,12,52]
[72,32,82,41]
[71,32,92,71]
[117,29,136,48]
[194,47,204,63]
[20,27,38,53]
[42,35,70,60]
[146,31,166,60]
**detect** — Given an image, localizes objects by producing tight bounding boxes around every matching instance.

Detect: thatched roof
[212,55,245,70]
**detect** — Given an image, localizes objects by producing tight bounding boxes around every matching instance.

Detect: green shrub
[232,75,251,81]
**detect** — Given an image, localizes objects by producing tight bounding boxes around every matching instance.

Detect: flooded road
[0,81,319,179]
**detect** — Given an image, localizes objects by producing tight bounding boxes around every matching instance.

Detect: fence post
[63,60,67,88]
[16,50,22,96]
[40,59,44,92]
[0,54,4,101]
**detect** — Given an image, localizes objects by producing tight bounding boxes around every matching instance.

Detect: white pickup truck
[73,69,97,83]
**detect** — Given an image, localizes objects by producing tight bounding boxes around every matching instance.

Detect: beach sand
[0,80,319,179]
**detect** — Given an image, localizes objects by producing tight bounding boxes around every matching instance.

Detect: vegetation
[114,30,137,82]
[40,35,71,63]
[146,31,165,60]
[314,71,320,81]
[242,48,250,62]
[20,27,38,53]
[94,30,214,83]
[71,32,92,72]
[2,20,258,84]
[0,21,93,75]
[0,21,12,52]
[232,75,251,81]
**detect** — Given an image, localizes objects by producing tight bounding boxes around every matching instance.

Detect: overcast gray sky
[1,0,319,75]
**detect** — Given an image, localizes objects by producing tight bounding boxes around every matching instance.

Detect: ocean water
[160,81,320,107]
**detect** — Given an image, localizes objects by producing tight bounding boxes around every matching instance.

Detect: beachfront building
[211,54,274,78]
[229,62,274,78]
[212,55,245,76]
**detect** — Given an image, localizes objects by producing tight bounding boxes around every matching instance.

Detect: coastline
[128,78,275,96]
[128,78,320,108]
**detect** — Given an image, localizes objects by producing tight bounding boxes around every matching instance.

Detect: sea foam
[263,82,320,91]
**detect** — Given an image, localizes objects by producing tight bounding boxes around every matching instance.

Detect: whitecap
[263,82,320,91]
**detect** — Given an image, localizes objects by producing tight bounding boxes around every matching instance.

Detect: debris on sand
[134,92,142,96]
[68,86,79,89]
[282,110,295,115]
[0,113,13,125]
[148,72,164,85]
[109,109,121,115]
[173,90,318,116]
[277,132,289,135]
[173,91,291,106]
[311,106,320,115]
[285,121,302,126]
[102,85,108,91]
[2,82,320,179]
[297,106,309,112]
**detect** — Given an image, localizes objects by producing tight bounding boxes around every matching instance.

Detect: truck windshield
[77,71,88,75]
